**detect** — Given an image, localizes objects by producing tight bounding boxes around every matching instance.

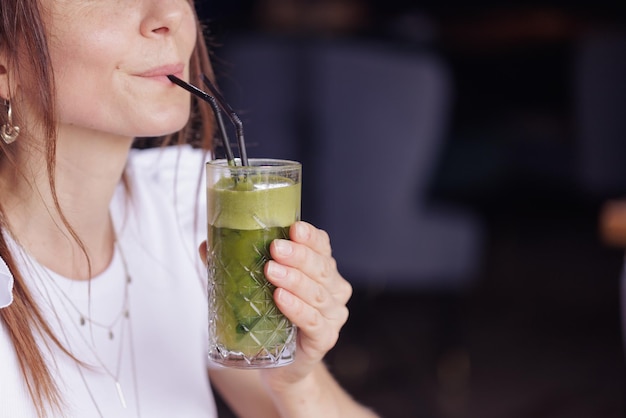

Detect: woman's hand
[197,222,352,384]
[260,221,352,389]
[200,223,376,417]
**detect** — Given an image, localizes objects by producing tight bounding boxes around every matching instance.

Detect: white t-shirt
[0,145,218,417]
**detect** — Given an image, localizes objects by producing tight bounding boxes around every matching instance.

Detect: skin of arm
[208,363,378,418]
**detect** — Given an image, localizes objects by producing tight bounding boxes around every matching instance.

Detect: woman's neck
[0,128,134,279]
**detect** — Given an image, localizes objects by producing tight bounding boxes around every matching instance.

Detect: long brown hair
[0,1,215,415]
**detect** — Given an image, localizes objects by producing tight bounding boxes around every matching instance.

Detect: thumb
[198,241,208,266]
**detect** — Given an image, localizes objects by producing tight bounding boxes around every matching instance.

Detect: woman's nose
[140,0,187,37]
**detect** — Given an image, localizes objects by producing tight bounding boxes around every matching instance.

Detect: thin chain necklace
[20,237,141,417]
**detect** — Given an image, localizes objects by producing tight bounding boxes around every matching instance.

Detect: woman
[0,0,377,417]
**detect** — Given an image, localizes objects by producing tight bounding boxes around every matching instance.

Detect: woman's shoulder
[123,144,209,223]
[113,145,209,260]
[127,144,210,195]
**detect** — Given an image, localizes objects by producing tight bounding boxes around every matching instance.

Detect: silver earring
[1,100,20,144]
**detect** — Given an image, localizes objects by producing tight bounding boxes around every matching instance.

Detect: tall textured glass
[206,159,301,368]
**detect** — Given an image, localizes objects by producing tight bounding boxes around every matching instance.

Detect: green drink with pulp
[206,159,301,368]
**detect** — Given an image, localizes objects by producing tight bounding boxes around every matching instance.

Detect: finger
[198,241,207,266]
[274,288,347,355]
[289,222,332,258]
[265,260,342,319]
[269,239,353,305]
[270,239,337,290]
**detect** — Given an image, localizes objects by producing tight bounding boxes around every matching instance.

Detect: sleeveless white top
[0,145,217,417]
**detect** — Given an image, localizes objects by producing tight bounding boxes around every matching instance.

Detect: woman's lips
[137,64,185,83]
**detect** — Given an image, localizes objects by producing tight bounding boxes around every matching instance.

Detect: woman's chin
[135,114,191,138]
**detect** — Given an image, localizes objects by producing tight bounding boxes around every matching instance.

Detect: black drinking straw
[200,74,249,167]
[166,74,236,165]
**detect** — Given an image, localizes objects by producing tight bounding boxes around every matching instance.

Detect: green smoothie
[207,170,301,365]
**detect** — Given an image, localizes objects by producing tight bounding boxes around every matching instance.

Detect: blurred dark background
[197,1,626,417]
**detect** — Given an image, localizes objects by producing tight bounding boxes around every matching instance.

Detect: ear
[0,51,13,101]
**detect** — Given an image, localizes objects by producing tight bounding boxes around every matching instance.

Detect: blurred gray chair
[309,41,484,290]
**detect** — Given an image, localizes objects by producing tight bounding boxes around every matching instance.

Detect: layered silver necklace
[16,237,141,417]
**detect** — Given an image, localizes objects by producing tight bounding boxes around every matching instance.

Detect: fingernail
[268,261,287,278]
[295,222,310,240]
[278,288,294,306]
[274,239,293,256]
